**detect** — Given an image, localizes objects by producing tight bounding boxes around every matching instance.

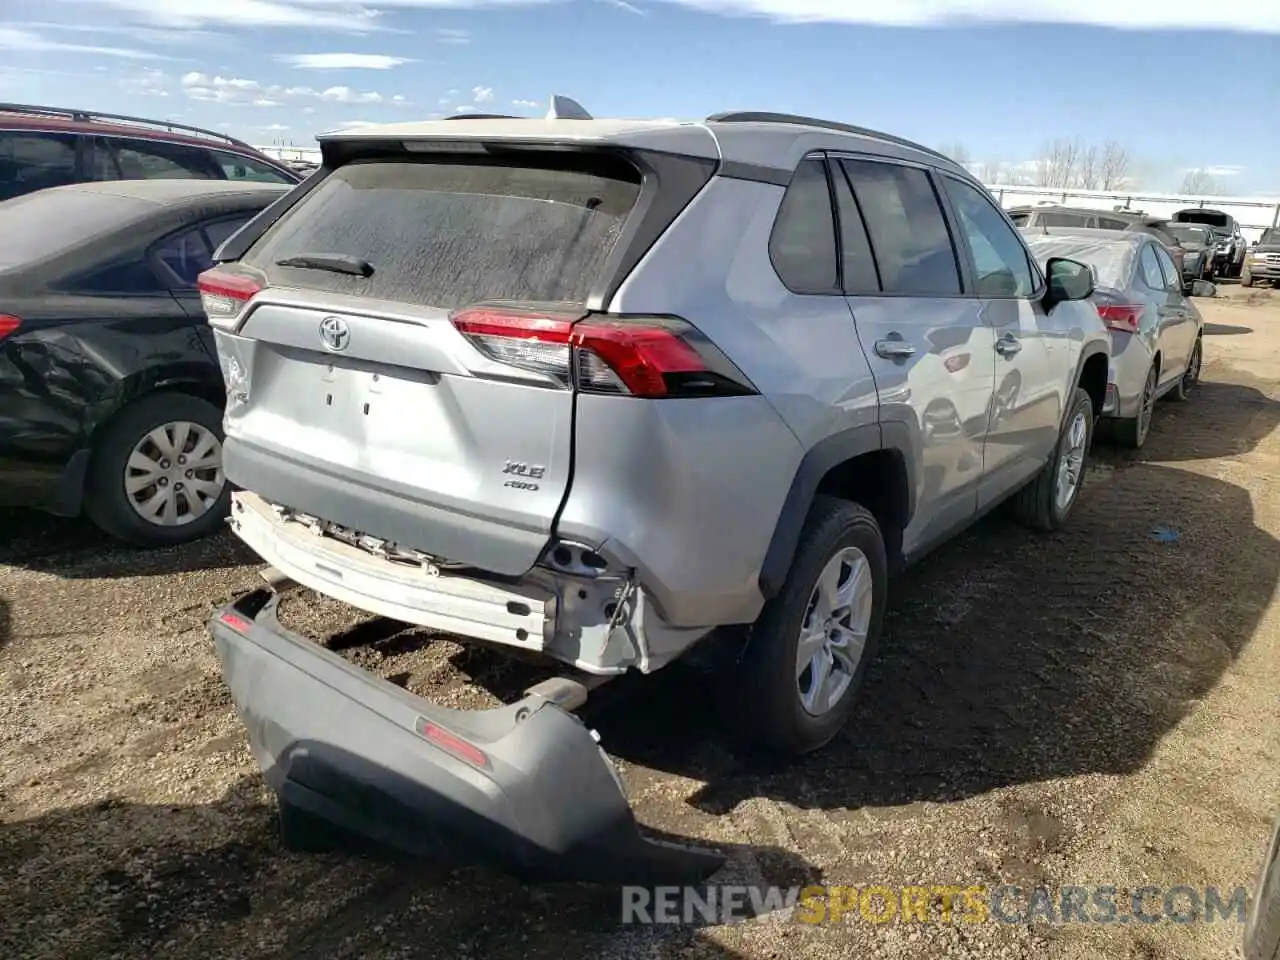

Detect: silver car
[198,98,1109,882]
[1023,228,1209,448]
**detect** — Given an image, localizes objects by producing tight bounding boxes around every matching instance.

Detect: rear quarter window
[244,156,642,310]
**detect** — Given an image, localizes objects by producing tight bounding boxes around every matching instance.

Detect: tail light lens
[1096,303,1143,335]
[0,314,20,340]
[450,305,757,398]
[197,268,263,330]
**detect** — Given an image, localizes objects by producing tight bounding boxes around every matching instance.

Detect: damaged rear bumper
[208,588,725,884]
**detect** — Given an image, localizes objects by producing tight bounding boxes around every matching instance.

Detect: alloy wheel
[796,547,874,717]
[1054,409,1089,512]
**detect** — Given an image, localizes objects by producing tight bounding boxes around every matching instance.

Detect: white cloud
[647,0,1280,32]
[1195,165,1244,177]
[180,71,385,107]
[46,0,388,33]
[472,85,495,103]
[454,104,478,113]
[512,98,539,108]
[321,85,384,104]
[599,0,646,13]
[435,28,471,43]
[0,25,173,59]
[16,21,230,46]
[120,67,171,96]
[45,0,1280,37]
[278,52,415,69]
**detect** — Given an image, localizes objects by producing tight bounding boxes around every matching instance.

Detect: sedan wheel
[84,392,231,548]
[125,421,225,527]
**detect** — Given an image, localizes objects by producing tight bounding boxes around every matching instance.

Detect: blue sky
[1,1,1277,194]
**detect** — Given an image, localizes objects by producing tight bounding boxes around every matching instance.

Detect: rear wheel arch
[759,425,915,598]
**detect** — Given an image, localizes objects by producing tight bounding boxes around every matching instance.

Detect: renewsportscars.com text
[620,883,1249,926]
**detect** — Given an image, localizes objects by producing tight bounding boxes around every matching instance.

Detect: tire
[1010,387,1094,532]
[1116,364,1157,448]
[1245,817,1280,960]
[716,496,887,758]
[1169,337,1202,402]
[83,391,229,548]
[1242,263,1255,288]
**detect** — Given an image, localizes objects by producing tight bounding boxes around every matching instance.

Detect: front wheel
[1242,264,1255,288]
[716,496,887,758]
[84,392,229,548]
[1010,387,1094,532]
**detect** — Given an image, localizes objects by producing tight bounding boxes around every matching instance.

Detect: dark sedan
[0,178,290,546]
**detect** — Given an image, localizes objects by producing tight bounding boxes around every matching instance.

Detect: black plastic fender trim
[757,422,917,600]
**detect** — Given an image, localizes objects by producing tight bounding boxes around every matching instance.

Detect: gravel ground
[2,283,1278,960]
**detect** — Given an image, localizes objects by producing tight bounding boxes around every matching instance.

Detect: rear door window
[105,138,222,180]
[245,156,642,310]
[1138,244,1166,291]
[0,131,79,201]
[153,227,215,287]
[210,149,295,184]
[1096,217,1130,230]
[838,158,961,296]
[770,158,840,295]
[1153,245,1182,291]
[203,215,254,253]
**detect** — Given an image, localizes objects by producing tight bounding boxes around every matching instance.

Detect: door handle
[995,335,1021,358]
[874,339,917,360]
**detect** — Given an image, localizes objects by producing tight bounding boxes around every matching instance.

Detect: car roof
[317,111,970,180]
[0,105,276,159]
[32,178,292,206]
[1020,225,1148,246]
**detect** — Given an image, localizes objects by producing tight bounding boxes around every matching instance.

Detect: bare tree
[975,159,1005,184]
[1099,141,1131,190]
[1035,137,1084,189]
[1075,143,1100,189]
[938,143,972,168]
[1180,168,1221,195]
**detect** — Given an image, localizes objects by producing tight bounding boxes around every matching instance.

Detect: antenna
[546,95,593,120]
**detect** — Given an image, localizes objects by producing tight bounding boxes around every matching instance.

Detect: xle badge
[502,460,545,491]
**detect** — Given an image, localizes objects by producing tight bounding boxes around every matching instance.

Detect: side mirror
[1044,257,1095,310]
[1189,279,1217,298]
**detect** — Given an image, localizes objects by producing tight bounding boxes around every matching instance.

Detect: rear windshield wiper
[274,253,374,278]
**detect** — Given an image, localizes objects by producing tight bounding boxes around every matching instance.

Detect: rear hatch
[203,149,651,576]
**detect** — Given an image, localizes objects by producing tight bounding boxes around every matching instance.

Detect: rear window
[0,190,143,271]
[1023,235,1132,290]
[245,156,642,310]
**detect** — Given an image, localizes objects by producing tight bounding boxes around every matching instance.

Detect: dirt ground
[3,282,1279,960]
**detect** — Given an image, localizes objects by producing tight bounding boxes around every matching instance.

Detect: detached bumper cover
[209,590,725,884]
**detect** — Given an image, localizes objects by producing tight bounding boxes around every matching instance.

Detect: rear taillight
[416,718,490,769]
[1096,303,1143,335]
[450,305,756,398]
[0,314,20,340]
[197,268,263,331]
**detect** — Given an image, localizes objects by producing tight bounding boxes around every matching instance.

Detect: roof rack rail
[705,111,953,164]
[0,101,256,151]
[442,113,520,120]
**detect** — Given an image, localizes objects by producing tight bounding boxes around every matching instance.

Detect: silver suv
[202,99,1110,883]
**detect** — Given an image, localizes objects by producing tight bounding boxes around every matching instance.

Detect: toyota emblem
[319,315,350,352]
